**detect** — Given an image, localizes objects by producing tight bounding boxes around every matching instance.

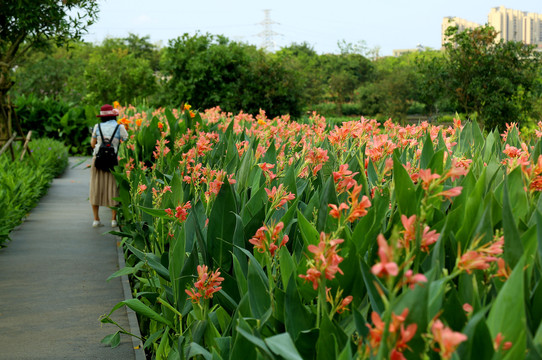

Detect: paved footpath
[0,158,143,360]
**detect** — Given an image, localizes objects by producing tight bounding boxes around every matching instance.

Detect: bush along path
[0,157,139,359]
[0,138,69,246]
[103,105,542,359]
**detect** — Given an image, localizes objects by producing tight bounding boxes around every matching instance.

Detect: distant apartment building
[440,6,542,48]
[441,16,481,45]
[488,6,542,46]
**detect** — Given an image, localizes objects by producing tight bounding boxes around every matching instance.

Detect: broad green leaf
[420,133,435,170]
[359,260,385,314]
[487,257,526,360]
[285,276,313,340]
[101,332,121,348]
[125,243,170,281]
[247,259,270,319]
[456,311,494,360]
[265,333,303,360]
[502,179,524,269]
[122,298,173,328]
[392,154,417,216]
[207,181,237,272]
[297,209,319,247]
[106,262,143,281]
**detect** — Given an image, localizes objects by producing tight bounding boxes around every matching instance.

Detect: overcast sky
[83,0,541,56]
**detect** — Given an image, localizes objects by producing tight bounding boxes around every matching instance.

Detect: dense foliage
[13,94,99,155]
[0,0,98,142]
[101,105,542,359]
[0,138,69,246]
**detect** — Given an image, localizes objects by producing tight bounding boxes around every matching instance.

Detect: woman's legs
[92,205,100,221]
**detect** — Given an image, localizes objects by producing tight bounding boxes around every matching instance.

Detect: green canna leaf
[487,257,526,359]
[207,181,237,272]
[265,333,303,360]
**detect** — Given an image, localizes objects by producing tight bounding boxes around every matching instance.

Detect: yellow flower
[136,119,142,127]
[183,103,191,111]
[113,101,120,109]
[258,118,267,126]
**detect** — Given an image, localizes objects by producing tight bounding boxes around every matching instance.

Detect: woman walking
[90,104,128,227]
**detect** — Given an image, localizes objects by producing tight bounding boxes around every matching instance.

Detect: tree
[84,46,157,106]
[319,53,374,116]
[0,0,98,141]
[160,33,305,117]
[441,25,542,130]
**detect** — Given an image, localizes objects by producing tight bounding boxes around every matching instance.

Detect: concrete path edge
[116,240,146,360]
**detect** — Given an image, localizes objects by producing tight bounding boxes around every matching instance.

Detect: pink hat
[96,104,119,117]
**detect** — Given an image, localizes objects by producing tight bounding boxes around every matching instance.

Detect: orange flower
[299,232,344,290]
[400,214,417,249]
[329,202,349,219]
[494,333,512,352]
[371,234,399,278]
[185,265,224,304]
[421,226,439,252]
[431,319,467,360]
[346,184,371,222]
[265,184,295,209]
[418,168,440,190]
[248,222,288,257]
[436,186,462,201]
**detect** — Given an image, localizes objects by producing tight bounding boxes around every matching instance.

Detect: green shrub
[14,94,98,155]
[0,138,69,245]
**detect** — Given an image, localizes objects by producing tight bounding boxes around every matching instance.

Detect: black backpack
[94,124,120,172]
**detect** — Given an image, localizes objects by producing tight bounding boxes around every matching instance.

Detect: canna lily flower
[418,169,440,190]
[135,118,142,127]
[185,264,224,304]
[457,250,497,274]
[493,258,511,280]
[248,221,288,257]
[431,319,467,360]
[400,214,417,249]
[421,226,439,252]
[346,184,371,222]
[329,202,349,219]
[457,236,502,274]
[403,269,427,289]
[436,186,462,201]
[137,184,147,194]
[299,232,344,290]
[174,201,191,222]
[371,234,399,278]
[494,333,513,351]
[265,184,295,209]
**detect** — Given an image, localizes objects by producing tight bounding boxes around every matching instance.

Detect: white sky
[83,0,541,55]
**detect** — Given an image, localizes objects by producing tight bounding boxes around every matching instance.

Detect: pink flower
[137,184,147,194]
